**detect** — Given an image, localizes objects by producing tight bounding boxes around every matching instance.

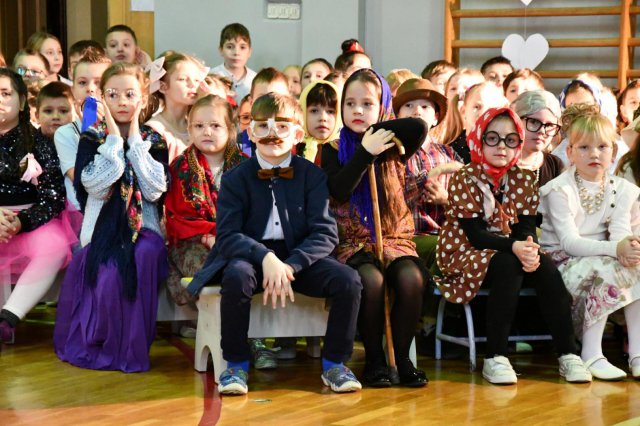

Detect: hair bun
[341,39,364,54]
[561,103,601,131]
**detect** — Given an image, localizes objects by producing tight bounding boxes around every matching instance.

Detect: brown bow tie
[257,166,294,180]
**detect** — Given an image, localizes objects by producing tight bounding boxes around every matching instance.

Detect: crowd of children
[2,20,640,397]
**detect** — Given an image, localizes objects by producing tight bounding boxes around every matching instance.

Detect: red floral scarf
[165,144,245,243]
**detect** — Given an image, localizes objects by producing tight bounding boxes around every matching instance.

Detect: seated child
[54,63,168,372]
[186,93,363,395]
[480,56,514,89]
[300,58,333,90]
[165,95,246,306]
[105,24,151,66]
[540,104,640,381]
[66,40,105,80]
[283,64,302,98]
[0,69,77,344]
[394,78,461,275]
[297,80,342,165]
[554,79,630,171]
[211,23,256,104]
[54,48,111,210]
[436,107,591,385]
[322,69,429,388]
[36,82,75,139]
[420,60,456,96]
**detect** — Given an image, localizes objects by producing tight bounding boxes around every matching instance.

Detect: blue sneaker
[321,366,362,393]
[218,368,248,395]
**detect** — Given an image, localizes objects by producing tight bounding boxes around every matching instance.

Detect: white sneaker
[483,356,517,385]
[583,356,626,381]
[558,354,592,383]
[628,355,640,379]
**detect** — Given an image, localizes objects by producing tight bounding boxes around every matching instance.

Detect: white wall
[155,0,628,94]
[155,0,360,72]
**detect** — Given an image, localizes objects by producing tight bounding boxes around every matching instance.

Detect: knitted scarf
[74,120,168,300]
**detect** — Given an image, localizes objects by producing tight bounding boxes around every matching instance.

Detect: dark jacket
[187,155,338,294]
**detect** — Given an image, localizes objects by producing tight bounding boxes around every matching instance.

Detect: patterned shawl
[74,120,168,300]
[165,143,246,244]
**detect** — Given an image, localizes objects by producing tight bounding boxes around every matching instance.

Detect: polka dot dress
[435,162,539,304]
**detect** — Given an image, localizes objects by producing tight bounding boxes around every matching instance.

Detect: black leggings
[483,252,577,357]
[356,257,426,368]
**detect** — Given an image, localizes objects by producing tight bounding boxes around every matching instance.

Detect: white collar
[256,151,292,169]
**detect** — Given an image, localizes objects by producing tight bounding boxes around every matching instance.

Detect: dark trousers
[484,252,577,357]
[220,241,362,363]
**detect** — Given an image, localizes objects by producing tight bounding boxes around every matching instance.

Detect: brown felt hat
[392,78,448,126]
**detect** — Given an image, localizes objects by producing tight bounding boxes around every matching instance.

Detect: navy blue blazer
[187,155,338,295]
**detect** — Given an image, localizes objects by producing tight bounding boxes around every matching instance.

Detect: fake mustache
[257,136,285,145]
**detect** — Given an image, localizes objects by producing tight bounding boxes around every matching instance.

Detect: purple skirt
[54,229,168,373]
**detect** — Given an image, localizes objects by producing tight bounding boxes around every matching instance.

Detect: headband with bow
[145,56,167,94]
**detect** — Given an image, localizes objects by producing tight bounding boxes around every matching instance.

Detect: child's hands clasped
[361,128,395,156]
[617,236,640,267]
[262,252,296,309]
[0,208,20,243]
[512,236,540,272]
[422,179,449,205]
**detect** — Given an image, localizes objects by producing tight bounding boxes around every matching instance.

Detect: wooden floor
[2,306,640,426]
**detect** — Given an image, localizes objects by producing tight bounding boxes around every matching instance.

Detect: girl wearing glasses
[511,90,564,186]
[54,63,169,372]
[540,103,640,381]
[436,107,591,385]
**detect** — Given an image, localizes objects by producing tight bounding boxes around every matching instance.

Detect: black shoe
[397,360,428,387]
[363,363,392,387]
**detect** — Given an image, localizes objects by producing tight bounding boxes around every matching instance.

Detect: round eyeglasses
[482,131,522,148]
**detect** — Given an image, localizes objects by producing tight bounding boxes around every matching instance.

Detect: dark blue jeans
[219,240,362,364]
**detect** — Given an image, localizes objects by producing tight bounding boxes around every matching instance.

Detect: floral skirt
[550,250,640,336]
[166,236,208,305]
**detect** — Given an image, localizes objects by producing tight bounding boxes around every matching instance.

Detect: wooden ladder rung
[537,70,618,79]
[452,6,640,19]
[452,38,620,49]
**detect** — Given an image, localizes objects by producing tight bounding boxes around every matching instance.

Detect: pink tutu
[0,204,82,285]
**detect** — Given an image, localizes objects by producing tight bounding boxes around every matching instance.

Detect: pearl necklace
[574,171,607,215]
[518,152,543,182]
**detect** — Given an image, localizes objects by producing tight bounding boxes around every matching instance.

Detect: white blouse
[539,166,640,258]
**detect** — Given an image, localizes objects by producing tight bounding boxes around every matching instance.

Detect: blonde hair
[436,81,497,144]
[386,68,418,94]
[562,103,616,148]
[444,68,483,98]
[25,31,61,53]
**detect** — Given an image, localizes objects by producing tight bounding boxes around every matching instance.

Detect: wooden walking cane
[367,138,405,381]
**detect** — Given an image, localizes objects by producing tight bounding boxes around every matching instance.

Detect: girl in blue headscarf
[321,68,428,388]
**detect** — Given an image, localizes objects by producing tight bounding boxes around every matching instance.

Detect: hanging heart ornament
[501,33,549,70]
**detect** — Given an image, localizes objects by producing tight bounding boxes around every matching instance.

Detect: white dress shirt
[256,151,292,241]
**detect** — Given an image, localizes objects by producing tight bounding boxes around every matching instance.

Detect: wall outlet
[266,3,300,20]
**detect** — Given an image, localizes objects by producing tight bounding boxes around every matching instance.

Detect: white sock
[581,317,611,369]
[625,300,640,367]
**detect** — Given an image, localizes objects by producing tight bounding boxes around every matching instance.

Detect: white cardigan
[539,166,640,257]
[79,133,167,246]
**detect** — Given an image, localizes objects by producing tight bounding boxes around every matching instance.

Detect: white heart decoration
[520,0,533,5]
[501,33,549,70]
